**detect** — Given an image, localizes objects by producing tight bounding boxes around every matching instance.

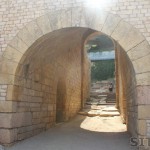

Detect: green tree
[91,60,115,81]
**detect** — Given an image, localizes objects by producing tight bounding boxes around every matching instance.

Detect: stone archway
[0,7,149,147]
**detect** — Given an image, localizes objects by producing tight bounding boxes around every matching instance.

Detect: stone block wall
[0,28,92,144]
[116,43,137,136]
[0,0,150,53]
[0,1,150,148]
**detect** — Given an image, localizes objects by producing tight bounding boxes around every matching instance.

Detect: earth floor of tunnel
[6,114,136,150]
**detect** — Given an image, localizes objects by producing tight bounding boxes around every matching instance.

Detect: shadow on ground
[6,115,135,150]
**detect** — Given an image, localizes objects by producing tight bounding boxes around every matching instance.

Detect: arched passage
[0,7,149,148]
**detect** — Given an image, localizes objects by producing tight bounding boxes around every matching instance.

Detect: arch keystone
[111,20,132,41]
[102,13,122,36]
[80,8,95,28]
[59,9,72,28]
[71,7,83,27]
[47,11,62,31]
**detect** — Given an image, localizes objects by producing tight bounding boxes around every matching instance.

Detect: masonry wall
[116,43,137,136]
[0,0,150,54]
[0,1,150,148]
[0,28,92,144]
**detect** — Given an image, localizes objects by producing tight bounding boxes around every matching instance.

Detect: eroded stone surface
[127,40,150,61]
[102,13,122,36]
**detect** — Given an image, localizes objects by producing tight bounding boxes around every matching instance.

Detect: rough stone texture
[1,0,150,52]
[132,55,150,74]
[0,112,32,128]
[111,20,132,42]
[136,73,150,86]
[0,28,93,144]
[102,13,122,36]
[0,1,149,148]
[138,120,146,136]
[115,43,137,136]
[138,105,150,119]
[127,40,150,61]
[137,86,150,105]
[0,101,17,112]
[0,129,17,144]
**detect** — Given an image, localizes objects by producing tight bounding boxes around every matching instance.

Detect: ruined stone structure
[0,0,150,149]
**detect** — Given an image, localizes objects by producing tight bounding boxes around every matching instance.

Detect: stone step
[100,111,120,117]
[86,102,116,105]
[102,106,118,112]
[106,100,116,103]
[78,105,120,117]
[78,110,120,117]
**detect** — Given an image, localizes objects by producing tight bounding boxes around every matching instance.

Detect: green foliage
[91,60,115,81]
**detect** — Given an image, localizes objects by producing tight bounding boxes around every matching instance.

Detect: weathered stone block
[137,86,150,104]
[111,20,132,42]
[6,85,20,101]
[3,46,23,63]
[133,55,150,74]
[60,9,72,28]
[138,105,150,119]
[18,131,33,141]
[36,14,52,35]
[9,36,28,54]
[102,13,122,36]
[33,128,44,136]
[48,105,53,111]
[26,20,43,40]
[0,129,17,144]
[48,11,62,31]
[137,120,146,135]
[17,27,35,47]
[71,7,84,27]
[0,74,15,84]
[119,27,145,51]
[136,72,150,86]
[18,126,33,134]
[0,101,17,112]
[127,41,150,61]
[32,112,40,119]
[0,112,32,128]
[0,58,19,75]
[32,118,41,125]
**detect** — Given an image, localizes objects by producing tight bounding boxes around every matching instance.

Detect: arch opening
[0,9,149,148]
[0,27,139,144]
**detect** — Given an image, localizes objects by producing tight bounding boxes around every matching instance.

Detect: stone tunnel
[0,4,150,150]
